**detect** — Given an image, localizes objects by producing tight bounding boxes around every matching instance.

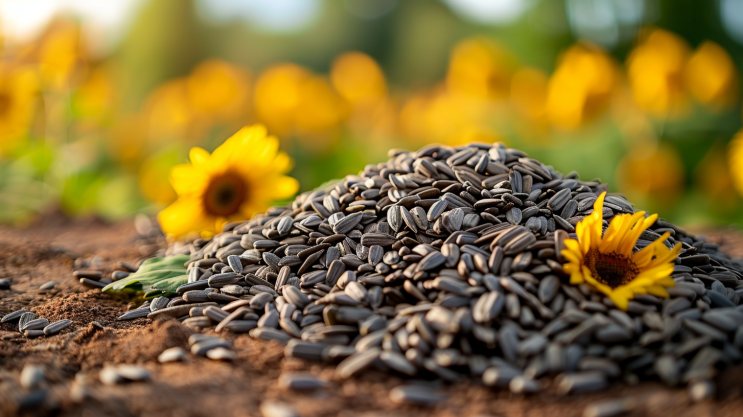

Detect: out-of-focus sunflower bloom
[107,114,148,168]
[399,91,429,142]
[73,65,117,124]
[293,76,346,138]
[626,28,691,117]
[446,37,516,101]
[186,59,251,124]
[616,142,684,206]
[138,148,181,207]
[729,130,743,197]
[158,125,299,238]
[254,64,307,136]
[511,67,548,122]
[685,41,738,110]
[400,86,497,146]
[0,64,38,155]
[695,141,737,208]
[562,192,681,311]
[330,52,395,139]
[254,64,345,152]
[546,43,618,130]
[145,79,206,143]
[331,52,387,106]
[27,19,85,90]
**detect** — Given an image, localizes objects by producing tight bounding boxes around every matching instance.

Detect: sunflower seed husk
[43,319,73,335]
[2,309,29,323]
[21,317,48,332]
[278,373,327,391]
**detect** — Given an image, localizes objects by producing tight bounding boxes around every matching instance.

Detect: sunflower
[730,129,743,197]
[561,192,681,310]
[158,125,299,238]
[0,65,38,154]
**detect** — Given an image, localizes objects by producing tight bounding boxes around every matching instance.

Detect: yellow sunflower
[158,125,299,239]
[561,192,681,310]
[0,65,38,154]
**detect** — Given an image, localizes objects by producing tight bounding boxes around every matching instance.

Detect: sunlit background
[1,0,743,227]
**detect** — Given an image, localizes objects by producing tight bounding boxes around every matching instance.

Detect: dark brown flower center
[202,171,248,217]
[584,248,639,288]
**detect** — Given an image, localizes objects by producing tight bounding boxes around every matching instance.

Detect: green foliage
[102,255,189,295]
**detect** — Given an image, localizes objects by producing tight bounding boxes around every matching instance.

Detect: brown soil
[1,219,743,417]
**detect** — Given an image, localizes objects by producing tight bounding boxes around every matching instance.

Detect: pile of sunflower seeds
[104,143,743,399]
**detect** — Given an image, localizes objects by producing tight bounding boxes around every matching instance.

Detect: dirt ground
[1,218,743,417]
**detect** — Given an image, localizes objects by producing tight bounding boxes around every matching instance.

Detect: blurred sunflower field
[1,0,743,227]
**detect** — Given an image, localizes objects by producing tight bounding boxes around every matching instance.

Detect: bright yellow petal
[614,211,648,256]
[598,213,633,253]
[570,270,585,284]
[272,151,294,174]
[189,147,211,168]
[170,163,208,196]
[576,220,593,253]
[656,276,676,287]
[646,285,670,298]
[609,292,629,310]
[158,197,215,238]
[562,250,582,264]
[564,238,582,253]
[563,192,680,310]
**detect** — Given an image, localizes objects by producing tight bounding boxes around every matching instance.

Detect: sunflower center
[202,171,248,217]
[584,248,639,288]
[0,93,11,116]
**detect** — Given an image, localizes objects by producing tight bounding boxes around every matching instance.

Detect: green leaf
[103,255,189,294]
[150,274,188,294]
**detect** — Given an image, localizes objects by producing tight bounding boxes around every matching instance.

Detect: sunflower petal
[158,197,215,238]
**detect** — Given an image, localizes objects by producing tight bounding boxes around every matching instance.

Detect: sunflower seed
[2,309,29,323]
[227,255,243,273]
[389,385,445,406]
[334,212,363,234]
[428,200,448,221]
[118,308,151,321]
[43,319,73,335]
[158,347,187,363]
[336,348,381,379]
[278,373,326,390]
[100,365,151,385]
[557,372,607,395]
[21,317,48,332]
[360,233,396,247]
[206,347,235,361]
[583,398,636,417]
[150,297,170,312]
[548,189,571,211]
